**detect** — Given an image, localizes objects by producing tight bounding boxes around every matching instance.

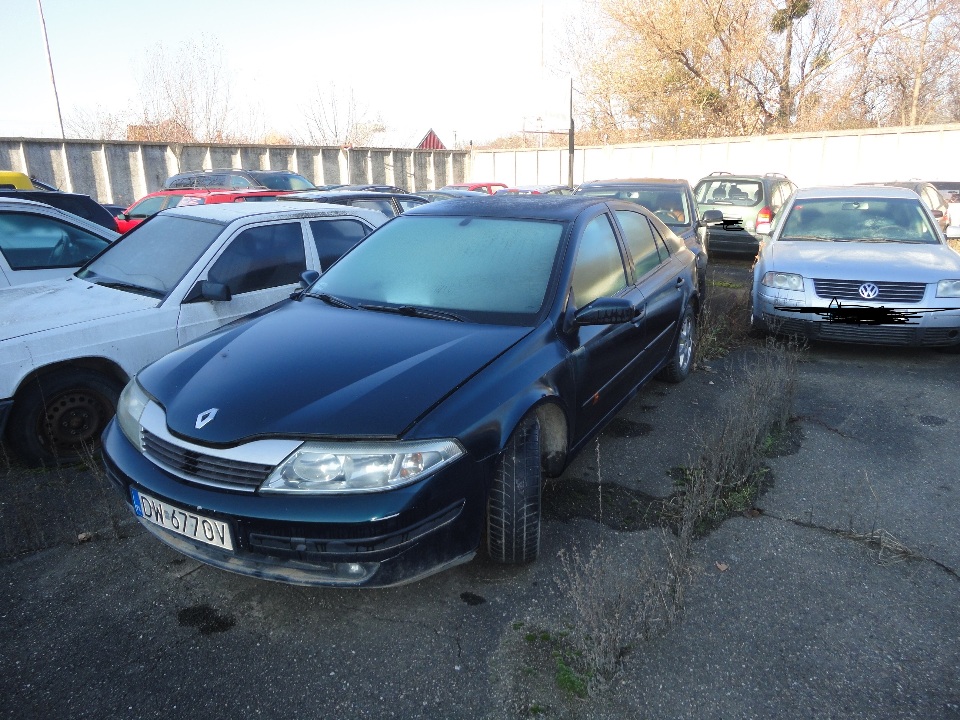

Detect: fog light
[335,562,377,580]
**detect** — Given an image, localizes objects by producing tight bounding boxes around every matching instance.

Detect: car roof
[402,195,615,221]
[161,200,388,224]
[793,186,920,200]
[580,178,689,187]
[284,190,425,201]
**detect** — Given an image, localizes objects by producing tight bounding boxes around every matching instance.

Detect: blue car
[103,196,703,587]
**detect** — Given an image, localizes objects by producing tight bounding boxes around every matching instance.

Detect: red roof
[417,129,446,150]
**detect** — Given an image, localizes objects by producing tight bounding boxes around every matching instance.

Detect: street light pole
[37,0,66,139]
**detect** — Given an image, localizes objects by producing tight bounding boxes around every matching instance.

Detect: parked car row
[1,163,957,591]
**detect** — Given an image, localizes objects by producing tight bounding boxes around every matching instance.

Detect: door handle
[675,277,685,288]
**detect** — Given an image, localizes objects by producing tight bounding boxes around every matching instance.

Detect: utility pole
[37,0,65,139]
[568,78,574,188]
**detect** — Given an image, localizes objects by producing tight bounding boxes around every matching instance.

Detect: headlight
[761,271,804,291]
[936,280,960,297]
[116,378,151,450]
[261,439,465,494]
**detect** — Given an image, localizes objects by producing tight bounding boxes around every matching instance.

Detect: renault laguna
[103,196,703,587]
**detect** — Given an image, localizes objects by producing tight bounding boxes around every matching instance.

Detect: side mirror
[300,269,320,289]
[933,209,944,219]
[574,296,638,326]
[117,212,128,221]
[184,280,232,303]
[700,209,723,225]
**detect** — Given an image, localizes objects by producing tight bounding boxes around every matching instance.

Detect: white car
[0,201,385,466]
[0,198,118,287]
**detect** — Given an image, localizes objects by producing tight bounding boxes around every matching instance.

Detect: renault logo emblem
[196,408,218,429]
[858,282,879,300]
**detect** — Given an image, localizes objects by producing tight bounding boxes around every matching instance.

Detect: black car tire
[7,369,123,467]
[487,416,542,564]
[658,305,696,383]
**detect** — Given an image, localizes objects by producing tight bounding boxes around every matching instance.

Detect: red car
[116,189,293,232]
[115,189,214,233]
[440,182,508,195]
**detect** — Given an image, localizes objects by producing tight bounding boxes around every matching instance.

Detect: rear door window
[309,219,372,269]
[208,222,306,295]
[614,209,663,279]
[571,215,628,309]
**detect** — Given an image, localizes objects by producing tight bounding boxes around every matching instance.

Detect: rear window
[695,179,762,207]
[248,172,315,191]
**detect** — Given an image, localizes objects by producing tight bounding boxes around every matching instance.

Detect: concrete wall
[4,123,958,206]
[0,139,468,206]
[470,124,960,189]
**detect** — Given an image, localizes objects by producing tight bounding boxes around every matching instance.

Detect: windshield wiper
[360,303,464,322]
[302,292,358,310]
[91,279,163,297]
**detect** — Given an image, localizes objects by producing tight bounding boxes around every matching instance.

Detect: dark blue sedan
[102,196,703,587]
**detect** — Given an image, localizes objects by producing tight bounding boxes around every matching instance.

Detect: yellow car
[0,171,56,191]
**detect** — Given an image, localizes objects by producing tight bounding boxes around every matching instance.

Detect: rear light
[756,206,773,233]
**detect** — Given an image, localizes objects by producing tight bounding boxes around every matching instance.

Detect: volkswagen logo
[195,408,218,429]
[858,282,879,300]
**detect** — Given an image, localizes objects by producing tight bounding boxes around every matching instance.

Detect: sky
[1,0,584,147]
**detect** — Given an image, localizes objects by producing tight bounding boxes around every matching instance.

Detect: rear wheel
[7,369,123,467]
[487,417,542,564]
[659,305,696,383]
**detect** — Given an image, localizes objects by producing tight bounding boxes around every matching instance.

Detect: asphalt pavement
[1,259,957,719]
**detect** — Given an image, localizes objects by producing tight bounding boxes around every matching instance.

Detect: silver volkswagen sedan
[751,186,960,349]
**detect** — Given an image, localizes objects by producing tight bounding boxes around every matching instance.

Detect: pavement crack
[793,414,861,441]
[765,511,960,582]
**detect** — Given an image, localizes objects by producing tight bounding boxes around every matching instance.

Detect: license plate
[131,488,234,551]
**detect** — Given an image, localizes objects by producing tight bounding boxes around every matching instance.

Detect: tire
[487,417,542,565]
[658,305,696,383]
[6,369,123,467]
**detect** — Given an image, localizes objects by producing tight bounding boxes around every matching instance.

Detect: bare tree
[299,83,385,147]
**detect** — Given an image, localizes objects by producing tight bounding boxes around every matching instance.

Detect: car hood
[0,277,158,342]
[766,240,960,280]
[141,300,531,444]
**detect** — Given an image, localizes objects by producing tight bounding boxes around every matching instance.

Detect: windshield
[312,215,566,325]
[77,215,224,295]
[249,172,315,191]
[577,186,691,226]
[778,197,940,244]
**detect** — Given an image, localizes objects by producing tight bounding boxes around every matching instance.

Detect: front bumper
[753,289,960,347]
[102,419,487,587]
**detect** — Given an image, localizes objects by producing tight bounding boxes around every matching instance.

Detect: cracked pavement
[1,259,958,719]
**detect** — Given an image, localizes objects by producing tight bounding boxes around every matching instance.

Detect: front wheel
[487,417,542,564]
[6,369,123,467]
[658,305,696,383]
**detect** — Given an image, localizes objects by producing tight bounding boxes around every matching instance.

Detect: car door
[307,217,376,270]
[567,212,646,440]
[614,208,685,373]
[176,220,309,345]
[0,210,113,286]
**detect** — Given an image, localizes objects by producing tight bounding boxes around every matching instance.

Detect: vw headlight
[761,271,804,292]
[116,378,151,450]
[261,439,464,494]
[936,280,960,298]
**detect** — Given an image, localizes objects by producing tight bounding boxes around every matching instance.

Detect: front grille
[816,323,920,345]
[142,429,273,491]
[813,279,926,303]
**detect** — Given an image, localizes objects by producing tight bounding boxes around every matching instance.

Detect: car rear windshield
[778,197,940,244]
[248,172,315,191]
[312,215,566,325]
[577,186,691,226]
[695,179,762,207]
[77,215,224,296]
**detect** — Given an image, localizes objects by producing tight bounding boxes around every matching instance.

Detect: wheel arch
[13,356,130,403]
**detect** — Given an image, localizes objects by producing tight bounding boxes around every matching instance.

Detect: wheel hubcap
[678,314,694,372]
[41,390,110,453]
